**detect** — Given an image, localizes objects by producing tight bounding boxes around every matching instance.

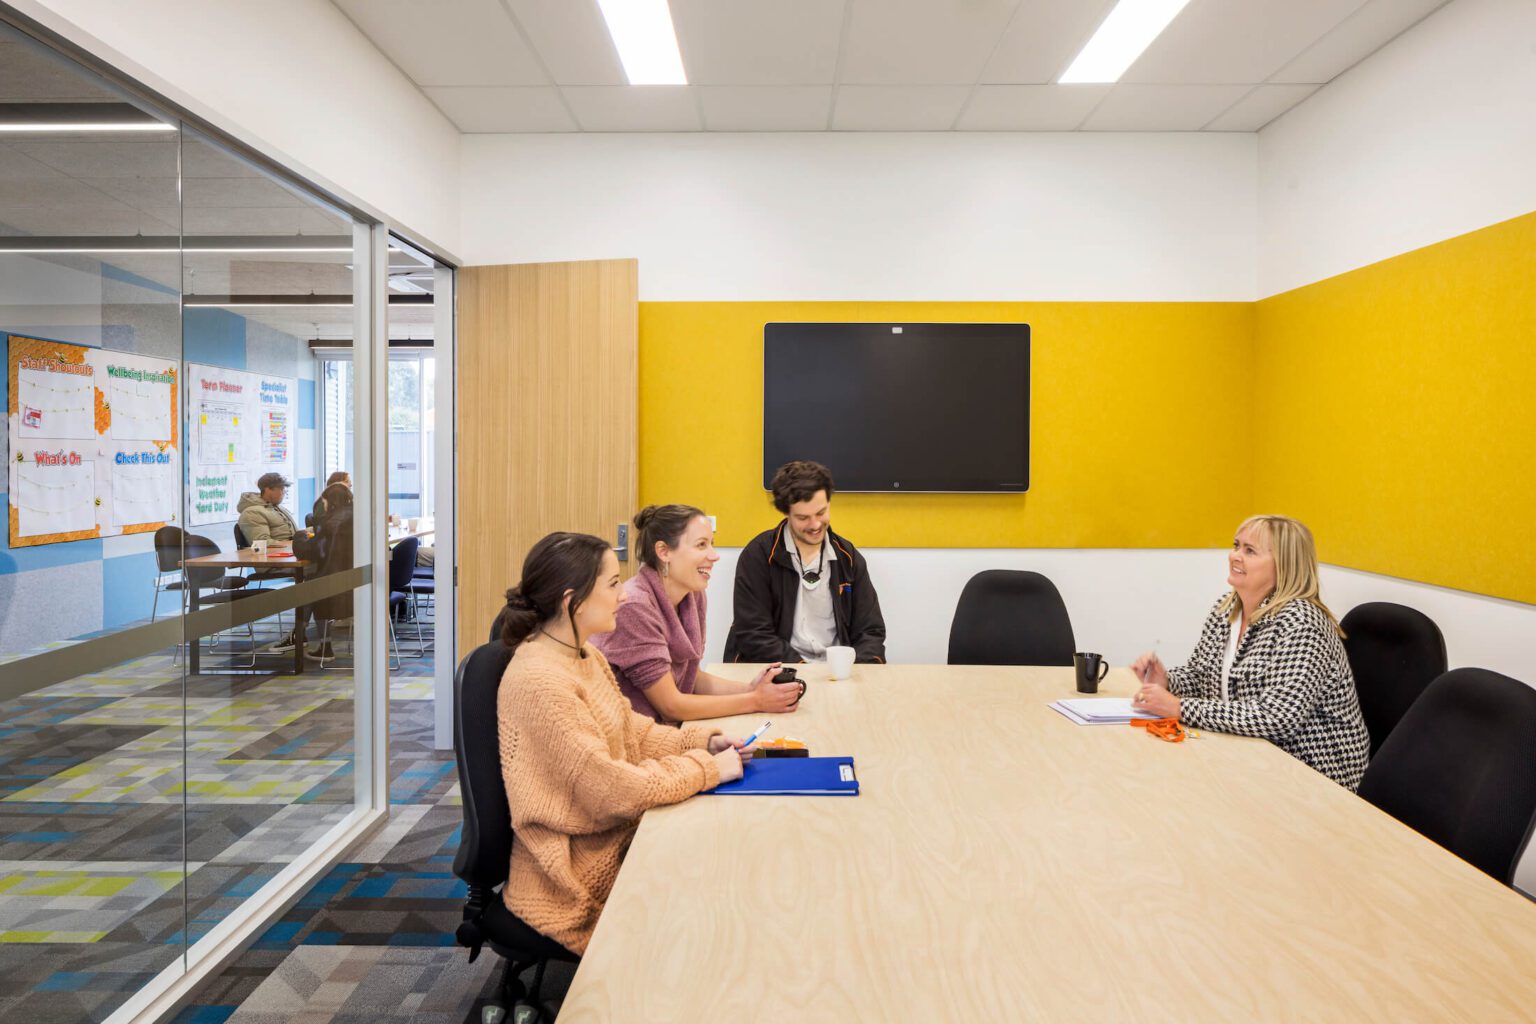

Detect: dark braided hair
[499,532,612,655]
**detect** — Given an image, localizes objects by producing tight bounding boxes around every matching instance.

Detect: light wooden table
[558,664,1536,1022]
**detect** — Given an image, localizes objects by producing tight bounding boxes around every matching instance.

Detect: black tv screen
[763,322,1030,492]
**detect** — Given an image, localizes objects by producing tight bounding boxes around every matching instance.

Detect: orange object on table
[1131,718,1198,743]
[757,737,807,751]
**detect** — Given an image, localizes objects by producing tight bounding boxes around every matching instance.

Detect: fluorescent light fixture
[0,121,173,132]
[1059,0,1193,84]
[596,0,687,85]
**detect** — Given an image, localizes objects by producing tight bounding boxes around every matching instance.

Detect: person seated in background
[237,472,305,652]
[294,482,354,660]
[497,531,754,954]
[237,472,297,544]
[593,505,803,723]
[1130,514,1371,790]
[725,460,886,665]
[312,470,351,525]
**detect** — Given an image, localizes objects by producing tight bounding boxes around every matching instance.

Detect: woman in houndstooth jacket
[1129,515,1371,790]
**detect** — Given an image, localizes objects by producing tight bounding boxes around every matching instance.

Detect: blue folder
[706,756,859,796]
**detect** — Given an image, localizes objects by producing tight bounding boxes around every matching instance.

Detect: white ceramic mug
[826,645,855,680]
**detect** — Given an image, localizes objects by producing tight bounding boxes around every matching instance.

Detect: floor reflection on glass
[0,644,357,1022]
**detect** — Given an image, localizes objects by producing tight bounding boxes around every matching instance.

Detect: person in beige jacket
[236,472,297,543]
[496,532,754,954]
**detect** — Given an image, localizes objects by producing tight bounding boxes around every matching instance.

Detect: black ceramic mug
[774,666,807,704]
[1073,652,1110,694]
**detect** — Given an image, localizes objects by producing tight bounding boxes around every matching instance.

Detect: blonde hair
[1217,514,1344,637]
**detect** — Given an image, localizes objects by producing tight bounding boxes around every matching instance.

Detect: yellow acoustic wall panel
[1255,210,1536,603]
[639,301,1254,549]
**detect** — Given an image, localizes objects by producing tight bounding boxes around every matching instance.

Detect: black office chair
[1341,602,1448,756]
[453,641,580,1023]
[151,525,246,621]
[1357,667,1536,885]
[387,537,423,661]
[947,569,1076,666]
[490,608,508,645]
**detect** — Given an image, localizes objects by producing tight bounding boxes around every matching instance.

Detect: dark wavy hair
[634,504,707,570]
[769,460,834,514]
[499,532,612,655]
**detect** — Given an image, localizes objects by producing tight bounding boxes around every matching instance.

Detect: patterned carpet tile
[0,861,194,942]
[213,945,496,1024]
[205,804,352,866]
[0,941,182,1024]
[229,699,356,761]
[0,723,160,799]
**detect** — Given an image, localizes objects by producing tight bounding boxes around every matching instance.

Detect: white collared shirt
[785,525,837,661]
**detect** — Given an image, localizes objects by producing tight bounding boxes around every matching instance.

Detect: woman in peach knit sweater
[496,531,754,954]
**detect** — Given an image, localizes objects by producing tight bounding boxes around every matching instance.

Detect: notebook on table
[706,756,859,796]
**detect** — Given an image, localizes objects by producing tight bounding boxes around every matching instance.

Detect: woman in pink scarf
[593,504,805,724]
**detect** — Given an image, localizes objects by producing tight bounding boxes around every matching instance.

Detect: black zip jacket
[724,522,886,664]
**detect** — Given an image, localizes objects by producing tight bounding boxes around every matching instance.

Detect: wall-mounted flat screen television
[763,322,1030,493]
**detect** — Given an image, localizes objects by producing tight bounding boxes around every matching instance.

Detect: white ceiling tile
[671,0,846,86]
[841,0,1019,85]
[425,86,577,132]
[1123,0,1364,85]
[562,86,701,131]
[1270,0,1450,84]
[502,0,624,85]
[982,0,1118,83]
[1204,83,1319,130]
[699,87,833,131]
[831,86,971,131]
[1080,84,1250,131]
[7,139,179,182]
[956,84,1111,130]
[334,0,546,86]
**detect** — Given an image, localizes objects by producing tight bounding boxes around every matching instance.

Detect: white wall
[702,548,1536,682]
[15,0,462,254]
[702,547,1215,669]
[461,132,1258,301]
[1258,0,1536,297]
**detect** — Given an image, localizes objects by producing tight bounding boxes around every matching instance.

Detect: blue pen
[739,721,771,749]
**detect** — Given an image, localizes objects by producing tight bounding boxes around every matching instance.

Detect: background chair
[387,537,423,664]
[453,641,580,1023]
[1357,667,1536,885]
[947,569,1076,666]
[1341,601,1448,755]
[152,525,246,622]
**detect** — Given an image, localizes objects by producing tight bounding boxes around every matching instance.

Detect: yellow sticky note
[200,414,207,424]
[233,417,239,426]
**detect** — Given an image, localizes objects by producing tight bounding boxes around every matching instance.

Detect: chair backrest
[452,641,518,889]
[489,607,506,645]
[1341,602,1448,756]
[388,536,420,594]
[1357,667,1536,884]
[153,525,184,574]
[182,532,225,589]
[233,523,249,549]
[947,569,1076,666]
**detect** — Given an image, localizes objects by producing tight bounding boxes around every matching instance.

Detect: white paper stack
[1049,697,1162,726]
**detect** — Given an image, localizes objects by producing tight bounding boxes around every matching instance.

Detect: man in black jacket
[725,460,886,664]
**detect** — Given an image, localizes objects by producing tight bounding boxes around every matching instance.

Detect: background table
[182,549,308,674]
[558,664,1536,1022]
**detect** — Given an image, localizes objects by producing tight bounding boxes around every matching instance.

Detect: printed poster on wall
[6,334,181,547]
[187,363,296,527]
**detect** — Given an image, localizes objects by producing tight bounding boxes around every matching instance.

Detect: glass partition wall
[0,21,385,1023]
